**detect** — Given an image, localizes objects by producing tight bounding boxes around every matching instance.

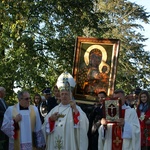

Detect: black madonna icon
[73,37,120,104]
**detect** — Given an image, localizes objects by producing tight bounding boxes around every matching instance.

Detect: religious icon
[83,45,110,95]
[73,37,120,104]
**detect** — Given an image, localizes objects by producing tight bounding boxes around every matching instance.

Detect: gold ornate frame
[73,37,120,104]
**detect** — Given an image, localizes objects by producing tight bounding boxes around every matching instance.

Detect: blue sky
[129,0,150,52]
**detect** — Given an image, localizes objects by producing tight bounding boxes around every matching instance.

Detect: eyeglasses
[22,97,31,101]
[45,93,51,95]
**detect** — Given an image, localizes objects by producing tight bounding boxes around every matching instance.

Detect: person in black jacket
[40,87,57,119]
[88,91,107,150]
[0,87,8,150]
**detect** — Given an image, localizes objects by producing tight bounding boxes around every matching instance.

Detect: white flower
[139,113,145,121]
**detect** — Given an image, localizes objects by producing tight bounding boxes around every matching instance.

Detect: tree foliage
[0,0,149,104]
[94,0,150,92]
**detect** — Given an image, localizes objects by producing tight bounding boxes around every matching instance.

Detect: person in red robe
[137,90,150,150]
[98,89,141,150]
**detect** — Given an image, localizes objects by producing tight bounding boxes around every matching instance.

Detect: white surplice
[42,103,89,150]
[98,105,141,150]
[1,103,45,150]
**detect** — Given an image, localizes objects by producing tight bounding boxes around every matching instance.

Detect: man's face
[19,92,31,108]
[113,92,125,105]
[0,90,5,98]
[54,87,60,98]
[98,93,106,104]
[60,90,70,105]
[44,93,51,100]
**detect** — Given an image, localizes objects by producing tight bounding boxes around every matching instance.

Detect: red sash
[111,109,125,150]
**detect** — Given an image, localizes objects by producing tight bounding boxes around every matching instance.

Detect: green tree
[92,0,150,93]
[0,0,106,103]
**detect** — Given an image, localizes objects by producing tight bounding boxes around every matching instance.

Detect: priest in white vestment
[1,91,45,150]
[98,89,141,150]
[42,72,89,150]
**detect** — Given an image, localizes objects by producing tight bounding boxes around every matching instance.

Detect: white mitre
[56,72,76,91]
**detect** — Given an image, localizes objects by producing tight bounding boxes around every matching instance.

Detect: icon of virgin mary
[78,45,110,96]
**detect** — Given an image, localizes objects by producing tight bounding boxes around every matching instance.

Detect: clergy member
[42,72,89,150]
[1,91,45,150]
[98,89,141,150]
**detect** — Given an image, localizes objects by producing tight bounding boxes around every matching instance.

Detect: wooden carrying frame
[73,37,120,104]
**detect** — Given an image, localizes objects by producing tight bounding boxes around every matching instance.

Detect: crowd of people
[0,72,150,150]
